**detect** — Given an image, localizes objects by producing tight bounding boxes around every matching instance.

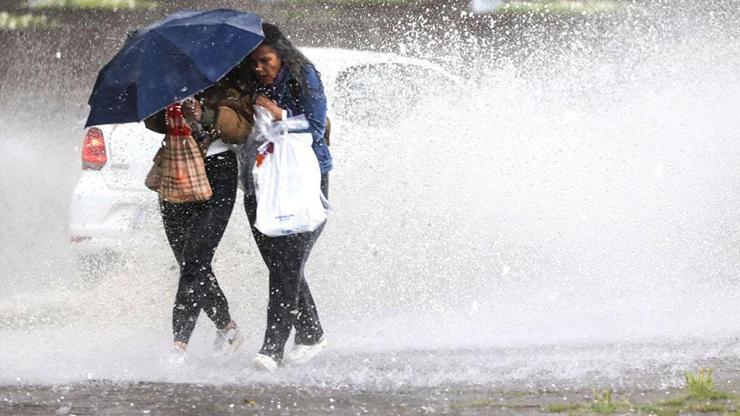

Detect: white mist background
[1,4,739,386]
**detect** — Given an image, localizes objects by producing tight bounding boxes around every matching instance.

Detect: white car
[69,47,460,273]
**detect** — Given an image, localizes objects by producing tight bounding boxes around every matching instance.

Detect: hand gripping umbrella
[85,9,263,128]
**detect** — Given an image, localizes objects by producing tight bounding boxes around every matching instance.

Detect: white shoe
[213,325,244,358]
[253,353,279,372]
[285,336,327,366]
[167,345,187,364]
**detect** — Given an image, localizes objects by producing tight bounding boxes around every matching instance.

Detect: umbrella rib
[152,10,256,38]
[161,10,257,32]
[161,9,210,27]
[151,29,216,83]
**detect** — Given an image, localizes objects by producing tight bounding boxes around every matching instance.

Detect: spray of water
[1,1,739,387]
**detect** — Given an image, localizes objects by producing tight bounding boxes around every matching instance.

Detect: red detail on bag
[255,142,274,168]
[166,104,192,136]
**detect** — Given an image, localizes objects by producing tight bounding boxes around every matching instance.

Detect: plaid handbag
[158,103,213,203]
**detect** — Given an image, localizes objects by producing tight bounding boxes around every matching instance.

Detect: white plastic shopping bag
[251,106,328,236]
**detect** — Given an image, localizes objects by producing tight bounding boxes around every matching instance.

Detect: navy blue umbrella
[85,9,263,128]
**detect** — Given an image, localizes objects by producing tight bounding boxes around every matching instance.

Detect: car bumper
[69,172,165,256]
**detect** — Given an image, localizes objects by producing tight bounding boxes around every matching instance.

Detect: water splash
[1,1,739,387]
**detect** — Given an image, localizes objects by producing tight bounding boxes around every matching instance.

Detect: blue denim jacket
[258,64,333,173]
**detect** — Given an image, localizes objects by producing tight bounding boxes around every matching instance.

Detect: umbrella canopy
[85,9,263,128]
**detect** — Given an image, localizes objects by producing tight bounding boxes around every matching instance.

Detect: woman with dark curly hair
[240,23,333,372]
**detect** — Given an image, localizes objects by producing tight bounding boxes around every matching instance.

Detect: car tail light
[82,127,107,170]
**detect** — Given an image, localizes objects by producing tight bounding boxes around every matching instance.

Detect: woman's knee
[180,262,212,283]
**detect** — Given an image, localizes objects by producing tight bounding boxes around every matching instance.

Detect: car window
[333,63,455,125]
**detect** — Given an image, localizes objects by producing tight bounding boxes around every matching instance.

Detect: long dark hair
[247,23,315,91]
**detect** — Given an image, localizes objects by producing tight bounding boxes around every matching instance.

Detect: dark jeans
[160,151,238,344]
[245,174,329,361]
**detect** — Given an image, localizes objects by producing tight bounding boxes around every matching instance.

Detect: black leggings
[160,151,238,344]
[245,174,328,361]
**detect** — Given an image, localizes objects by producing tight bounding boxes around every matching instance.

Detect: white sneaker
[213,326,244,358]
[167,345,187,364]
[285,336,328,366]
[253,353,279,372]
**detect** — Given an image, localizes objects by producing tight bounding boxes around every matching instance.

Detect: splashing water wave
[1,3,739,387]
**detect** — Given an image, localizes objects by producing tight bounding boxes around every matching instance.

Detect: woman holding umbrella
[145,75,255,363]
[85,9,265,364]
[240,23,333,372]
